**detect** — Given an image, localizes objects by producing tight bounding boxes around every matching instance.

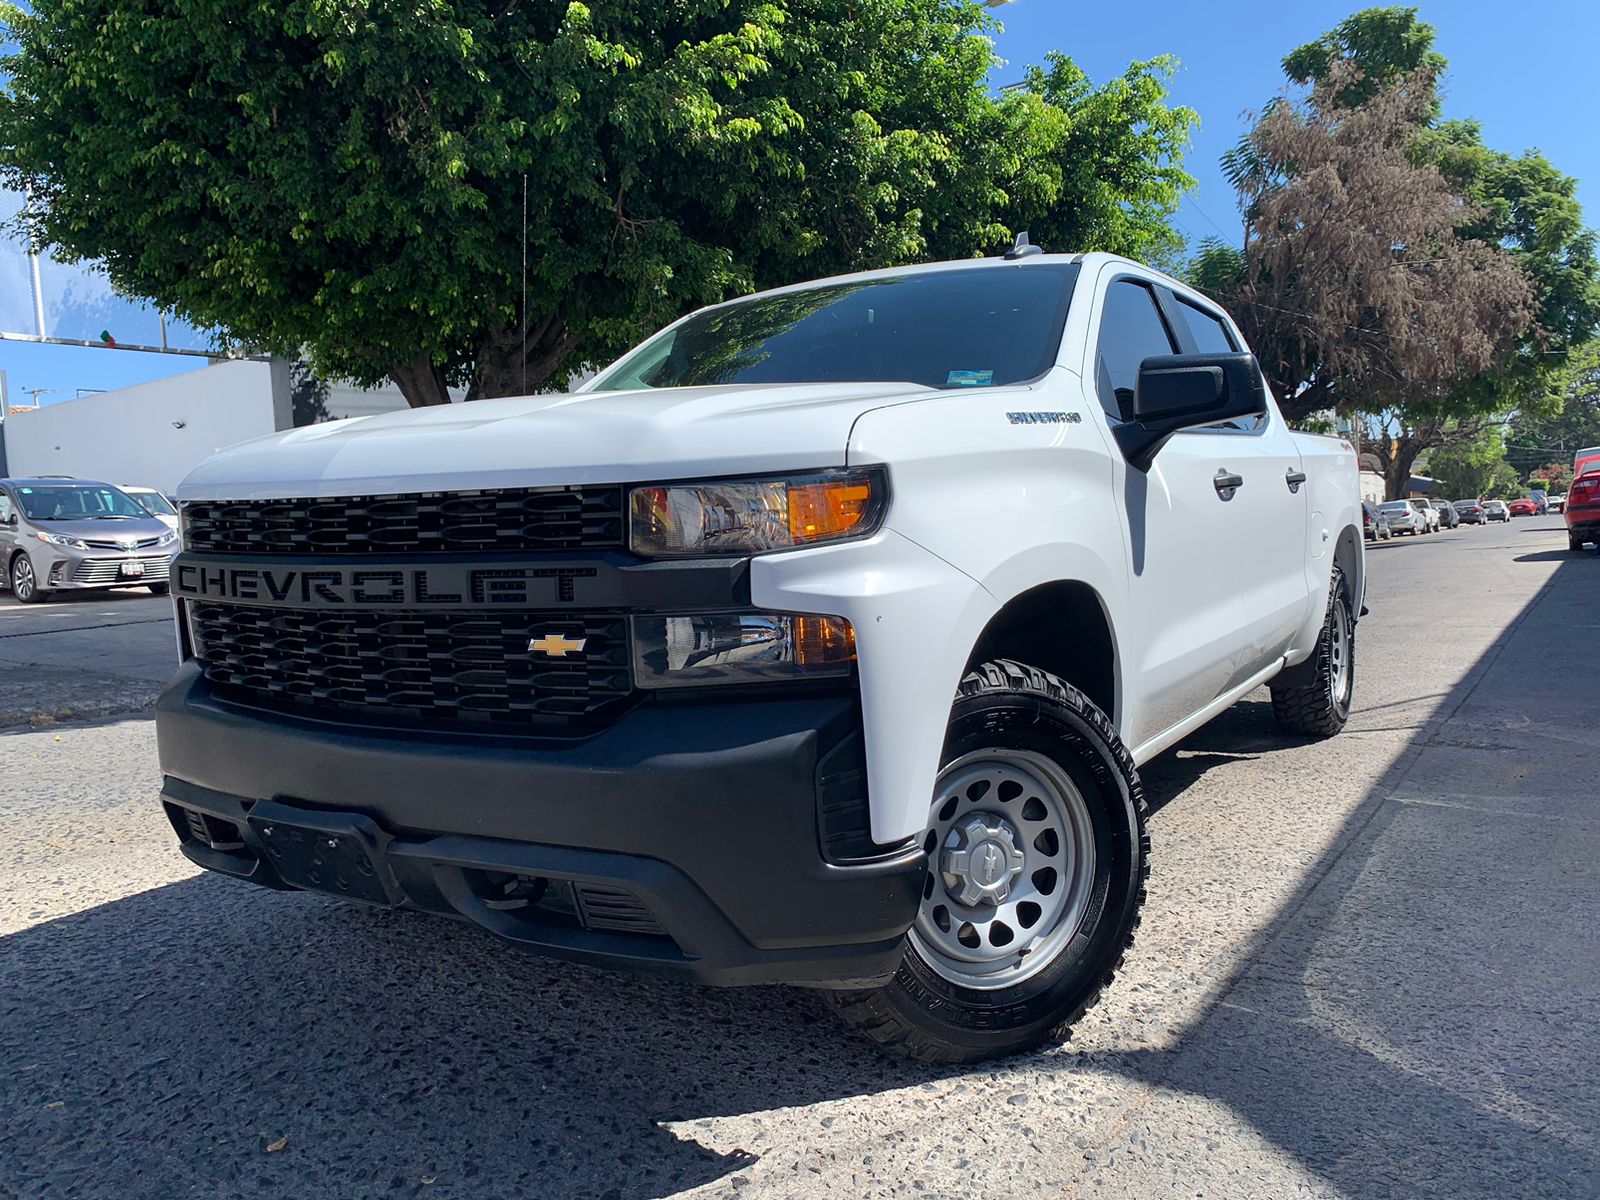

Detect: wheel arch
[963,580,1120,727]
[1332,522,1363,613]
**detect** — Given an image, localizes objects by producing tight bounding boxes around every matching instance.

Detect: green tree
[0,0,1196,406]
[1422,425,1514,499]
[1282,6,1446,110]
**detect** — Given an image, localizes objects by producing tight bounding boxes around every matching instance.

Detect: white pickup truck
[157,250,1363,1062]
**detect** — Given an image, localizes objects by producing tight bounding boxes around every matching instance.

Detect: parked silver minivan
[0,478,179,603]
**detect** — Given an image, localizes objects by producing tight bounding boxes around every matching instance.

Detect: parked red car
[1507,497,1538,517]
[1566,469,1600,551]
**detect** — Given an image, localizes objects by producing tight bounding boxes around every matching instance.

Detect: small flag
[99,329,117,348]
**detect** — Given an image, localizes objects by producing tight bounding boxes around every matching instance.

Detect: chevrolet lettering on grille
[173,560,600,609]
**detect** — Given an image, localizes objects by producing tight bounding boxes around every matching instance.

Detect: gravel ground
[1,520,1595,1199]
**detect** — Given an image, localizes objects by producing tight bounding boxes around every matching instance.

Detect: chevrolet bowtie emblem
[527,633,587,658]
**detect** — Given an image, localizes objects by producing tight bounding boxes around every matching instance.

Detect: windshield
[129,490,177,516]
[1379,503,1409,513]
[592,264,1080,393]
[14,484,151,521]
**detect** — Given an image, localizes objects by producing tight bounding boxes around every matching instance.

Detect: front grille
[182,487,626,556]
[73,556,172,585]
[83,535,167,550]
[190,602,633,733]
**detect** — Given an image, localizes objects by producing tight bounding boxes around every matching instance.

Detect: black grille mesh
[191,603,632,732]
[181,487,625,556]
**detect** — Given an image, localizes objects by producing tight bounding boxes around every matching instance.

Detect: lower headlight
[631,613,855,688]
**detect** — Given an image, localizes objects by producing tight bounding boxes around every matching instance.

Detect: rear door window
[1170,298,1238,354]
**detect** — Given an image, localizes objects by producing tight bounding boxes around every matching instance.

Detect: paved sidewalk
[1072,536,1600,1197]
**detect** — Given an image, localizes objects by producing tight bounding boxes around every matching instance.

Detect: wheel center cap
[940,815,1026,907]
[971,840,1007,886]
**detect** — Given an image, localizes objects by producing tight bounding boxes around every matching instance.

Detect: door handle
[1286,469,1307,493]
[1214,470,1244,501]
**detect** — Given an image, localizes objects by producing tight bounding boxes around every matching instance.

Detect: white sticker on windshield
[947,370,994,387]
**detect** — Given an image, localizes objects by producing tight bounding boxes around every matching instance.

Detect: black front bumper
[156,664,923,987]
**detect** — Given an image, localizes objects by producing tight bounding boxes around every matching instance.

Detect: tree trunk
[1385,441,1424,500]
[467,310,582,401]
[388,355,453,408]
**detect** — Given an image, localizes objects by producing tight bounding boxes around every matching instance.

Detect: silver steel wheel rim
[1330,601,1352,706]
[13,558,34,600]
[910,748,1097,990]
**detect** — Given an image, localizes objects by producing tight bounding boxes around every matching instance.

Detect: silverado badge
[528,633,587,658]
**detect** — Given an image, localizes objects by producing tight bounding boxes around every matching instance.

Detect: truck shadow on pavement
[3,560,1597,1199]
[0,874,941,1198]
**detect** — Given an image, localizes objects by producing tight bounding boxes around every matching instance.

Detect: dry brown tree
[1221,65,1533,495]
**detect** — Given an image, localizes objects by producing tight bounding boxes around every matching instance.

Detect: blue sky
[3,0,1597,409]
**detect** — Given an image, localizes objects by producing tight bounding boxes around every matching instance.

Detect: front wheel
[10,554,48,604]
[825,660,1148,1063]
[147,582,171,596]
[1271,566,1354,738]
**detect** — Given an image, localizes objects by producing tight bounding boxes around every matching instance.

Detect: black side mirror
[1113,353,1269,471]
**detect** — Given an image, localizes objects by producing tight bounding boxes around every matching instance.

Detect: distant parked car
[1409,498,1440,531]
[1566,470,1600,552]
[118,485,180,534]
[1380,499,1425,535]
[1482,499,1510,522]
[0,478,178,602]
[1507,497,1538,517]
[1430,498,1459,529]
[1548,494,1567,514]
[1453,499,1485,524]
[1363,501,1394,541]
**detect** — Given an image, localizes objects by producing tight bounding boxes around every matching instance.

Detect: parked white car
[119,485,180,533]
[1409,498,1440,531]
[157,250,1364,1062]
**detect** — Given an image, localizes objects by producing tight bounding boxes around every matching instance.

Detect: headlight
[156,530,179,548]
[629,468,887,557]
[631,613,855,688]
[35,531,88,550]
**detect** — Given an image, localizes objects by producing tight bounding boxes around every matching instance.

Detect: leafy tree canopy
[1281,5,1446,110]
[0,0,1196,406]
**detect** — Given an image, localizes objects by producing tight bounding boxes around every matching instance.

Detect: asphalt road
[1,520,1595,1199]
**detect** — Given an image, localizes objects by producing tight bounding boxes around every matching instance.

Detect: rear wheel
[1573,533,1587,553]
[825,660,1148,1063]
[1271,566,1354,738]
[10,553,47,604]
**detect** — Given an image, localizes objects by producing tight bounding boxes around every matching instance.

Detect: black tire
[10,553,48,604]
[824,660,1148,1064]
[1573,533,1586,553]
[1271,566,1354,738]
[147,582,171,596]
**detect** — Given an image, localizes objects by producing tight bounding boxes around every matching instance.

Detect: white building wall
[3,359,277,494]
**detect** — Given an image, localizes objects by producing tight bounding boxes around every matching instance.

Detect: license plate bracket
[245,801,404,907]
[121,560,145,578]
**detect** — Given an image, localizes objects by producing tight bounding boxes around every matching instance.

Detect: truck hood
[177,382,938,500]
